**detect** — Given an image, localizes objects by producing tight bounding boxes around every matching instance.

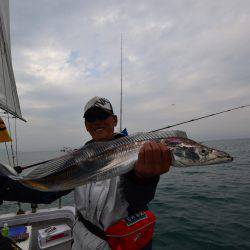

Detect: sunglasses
[85,112,111,123]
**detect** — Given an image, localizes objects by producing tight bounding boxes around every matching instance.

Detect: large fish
[0,130,233,191]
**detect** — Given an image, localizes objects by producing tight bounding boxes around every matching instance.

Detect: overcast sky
[3,0,250,151]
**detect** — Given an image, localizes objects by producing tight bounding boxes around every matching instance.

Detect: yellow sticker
[0,117,12,143]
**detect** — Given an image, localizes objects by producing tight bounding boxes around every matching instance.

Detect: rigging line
[0,40,16,166]
[4,142,11,166]
[149,104,250,133]
[14,117,22,213]
[1,41,14,166]
[14,118,19,166]
[120,33,123,132]
[7,113,16,167]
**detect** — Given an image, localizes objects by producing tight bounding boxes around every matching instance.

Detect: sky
[2,0,250,151]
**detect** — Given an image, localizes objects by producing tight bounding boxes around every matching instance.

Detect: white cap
[83,96,114,117]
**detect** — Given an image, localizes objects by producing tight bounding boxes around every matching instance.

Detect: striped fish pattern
[1,130,233,191]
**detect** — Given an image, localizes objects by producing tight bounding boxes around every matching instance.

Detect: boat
[0,1,75,249]
[0,207,75,249]
[60,146,74,153]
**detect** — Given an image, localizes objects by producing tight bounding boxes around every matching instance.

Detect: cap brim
[83,107,113,118]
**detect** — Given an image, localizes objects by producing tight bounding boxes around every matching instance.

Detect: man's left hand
[135,141,172,178]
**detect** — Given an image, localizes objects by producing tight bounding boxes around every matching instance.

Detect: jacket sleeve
[0,175,72,205]
[121,169,159,214]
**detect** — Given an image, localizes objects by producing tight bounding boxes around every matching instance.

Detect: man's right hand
[135,141,172,179]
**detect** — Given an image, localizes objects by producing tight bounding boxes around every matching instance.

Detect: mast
[120,33,123,132]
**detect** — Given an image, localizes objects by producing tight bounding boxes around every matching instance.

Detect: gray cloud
[4,0,250,151]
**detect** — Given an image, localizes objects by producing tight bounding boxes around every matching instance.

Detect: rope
[6,114,16,166]
[4,142,11,166]
[14,118,18,166]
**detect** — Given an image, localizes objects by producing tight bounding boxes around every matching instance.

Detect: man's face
[85,108,117,141]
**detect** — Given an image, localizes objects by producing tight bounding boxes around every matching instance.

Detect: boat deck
[0,206,75,250]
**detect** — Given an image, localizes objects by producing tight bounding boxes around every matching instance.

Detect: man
[72,96,172,250]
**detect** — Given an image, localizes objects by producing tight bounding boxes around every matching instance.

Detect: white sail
[0,0,23,120]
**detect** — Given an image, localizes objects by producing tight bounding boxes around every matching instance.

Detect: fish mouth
[216,150,233,161]
[225,155,234,162]
[205,154,233,164]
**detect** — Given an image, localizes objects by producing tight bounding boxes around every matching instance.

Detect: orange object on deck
[0,117,12,143]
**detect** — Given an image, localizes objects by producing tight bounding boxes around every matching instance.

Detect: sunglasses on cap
[85,111,111,123]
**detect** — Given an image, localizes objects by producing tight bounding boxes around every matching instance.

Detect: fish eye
[200,147,209,156]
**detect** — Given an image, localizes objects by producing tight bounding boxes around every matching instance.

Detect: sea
[0,138,250,250]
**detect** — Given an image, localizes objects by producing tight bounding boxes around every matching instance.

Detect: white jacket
[72,176,129,250]
[72,134,159,250]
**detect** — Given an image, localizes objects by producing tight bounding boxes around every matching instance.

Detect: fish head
[162,137,233,166]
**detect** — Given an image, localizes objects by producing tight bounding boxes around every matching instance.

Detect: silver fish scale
[84,146,139,185]
[54,143,141,190]
[20,153,75,179]
[21,130,184,180]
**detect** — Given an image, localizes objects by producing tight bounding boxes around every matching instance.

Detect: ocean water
[1,138,250,249]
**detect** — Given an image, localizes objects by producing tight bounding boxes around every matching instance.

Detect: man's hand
[135,141,172,178]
